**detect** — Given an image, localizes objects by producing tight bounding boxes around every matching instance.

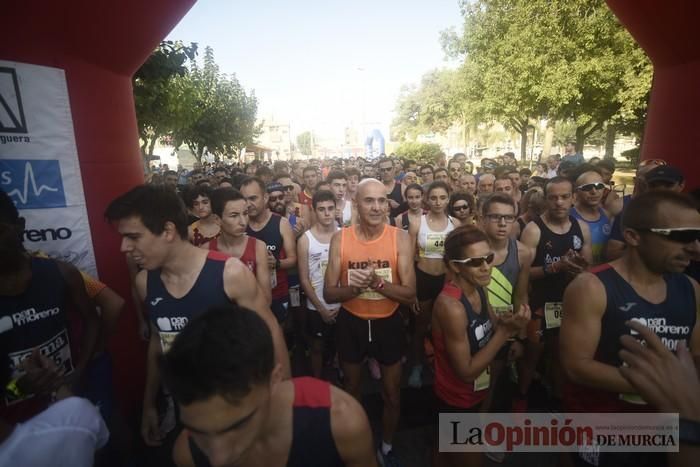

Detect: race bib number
[474,366,491,392]
[493,304,514,317]
[544,302,563,329]
[159,332,178,353]
[6,329,74,405]
[425,233,447,256]
[290,286,301,307]
[354,267,393,300]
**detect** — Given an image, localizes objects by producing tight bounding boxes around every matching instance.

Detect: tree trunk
[605,124,616,159]
[575,126,586,153]
[520,125,528,162]
[542,125,554,159]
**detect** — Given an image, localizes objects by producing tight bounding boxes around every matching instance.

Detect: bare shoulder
[223,257,256,289]
[515,239,533,264]
[565,271,605,303]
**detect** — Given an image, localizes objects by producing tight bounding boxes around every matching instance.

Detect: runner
[561,190,700,467]
[432,225,530,467]
[477,174,495,196]
[394,183,424,231]
[408,181,456,388]
[378,158,405,218]
[324,178,416,466]
[449,192,476,227]
[206,188,271,304]
[458,173,477,196]
[448,159,463,193]
[240,177,298,324]
[297,190,340,379]
[327,171,354,227]
[571,169,614,265]
[519,176,592,409]
[166,305,377,467]
[185,185,220,247]
[480,193,532,411]
[104,185,289,447]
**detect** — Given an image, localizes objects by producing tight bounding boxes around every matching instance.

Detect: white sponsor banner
[439,412,679,453]
[0,60,97,276]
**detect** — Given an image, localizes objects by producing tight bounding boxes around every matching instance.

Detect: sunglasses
[638,159,667,168]
[576,182,607,192]
[283,185,295,192]
[453,204,470,211]
[638,227,700,244]
[268,195,285,202]
[450,252,495,267]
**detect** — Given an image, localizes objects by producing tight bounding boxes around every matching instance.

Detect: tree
[393,142,444,164]
[171,47,261,163]
[133,41,198,170]
[296,131,313,155]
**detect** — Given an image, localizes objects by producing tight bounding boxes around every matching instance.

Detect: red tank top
[208,236,257,274]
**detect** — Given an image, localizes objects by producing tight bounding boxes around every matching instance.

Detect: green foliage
[393,142,444,163]
[621,146,640,166]
[296,131,313,155]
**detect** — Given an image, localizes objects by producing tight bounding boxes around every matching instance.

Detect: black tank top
[387,182,404,218]
[247,213,289,300]
[459,288,493,356]
[0,257,72,422]
[188,377,344,467]
[401,212,410,231]
[530,215,584,309]
[565,264,696,413]
[146,251,231,352]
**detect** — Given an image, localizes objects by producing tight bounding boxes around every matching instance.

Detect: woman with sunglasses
[449,192,476,226]
[432,225,530,467]
[407,181,456,388]
[394,183,424,231]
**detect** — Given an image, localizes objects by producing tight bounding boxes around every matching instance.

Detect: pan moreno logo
[0,67,30,143]
[0,159,67,209]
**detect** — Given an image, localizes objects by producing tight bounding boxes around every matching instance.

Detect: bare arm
[278,217,297,270]
[560,272,635,393]
[57,261,100,373]
[577,219,594,266]
[331,386,378,467]
[324,231,361,304]
[224,259,291,379]
[127,255,148,341]
[297,234,325,311]
[254,239,272,305]
[370,229,416,306]
[520,221,544,280]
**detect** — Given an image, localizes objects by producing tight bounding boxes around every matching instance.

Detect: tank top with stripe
[340,224,400,319]
[208,236,257,274]
[487,238,520,309]
[571,207,611,265]
[246,213,289,300]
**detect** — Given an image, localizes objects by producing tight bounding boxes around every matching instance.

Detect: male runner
[327,171,353,227]
[447,159,463,193]
[377,158,404,218]
[561,190,700,467]
[459,173,477,196]
[324,178,416,466]
[167,305,377,467]
[297,190,339,378]
[240,178,298,324]
[519,176,592,407]
[571,169,614,265]
[299,166,319,208]
[104,185,289,446]
[477,173,495,196]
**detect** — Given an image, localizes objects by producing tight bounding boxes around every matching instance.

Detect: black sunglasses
[577,182,607,192]
[268,195,285,202]
[453,204,470,211]
[638,228,700,244]
[283,185,295,191]
[449,252,495,267]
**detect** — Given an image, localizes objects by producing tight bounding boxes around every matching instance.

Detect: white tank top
[305,229,340,311]
[340,200,353,227]
[418,214,455,259]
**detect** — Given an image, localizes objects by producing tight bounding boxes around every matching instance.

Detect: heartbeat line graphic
[8,161,59,204]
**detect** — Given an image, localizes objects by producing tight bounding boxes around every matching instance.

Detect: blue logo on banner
[0,159,67,209]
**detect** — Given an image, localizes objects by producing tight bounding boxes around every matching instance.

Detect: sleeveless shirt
[246,213,289,300]
[208,236,257,274]
[571,207,611,265]
[487,238,520,308]
[305,229,339,311]
[417,214,455,259]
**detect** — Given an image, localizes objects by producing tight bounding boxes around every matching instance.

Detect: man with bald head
[572,169,613,264]
[477,173,495,195]
[324,178,416,465]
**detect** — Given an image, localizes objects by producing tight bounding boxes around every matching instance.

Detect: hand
[17,348,66,396]
[618,320,700,420]
[388,199,400,209]
[320,307,339,324]
[496,304,531,338]
[508,340,524,362]
[411,300,422,316]
[141,405,164,446]
[348,269,373,289]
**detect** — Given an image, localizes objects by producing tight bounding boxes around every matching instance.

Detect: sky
[166,0,463,142]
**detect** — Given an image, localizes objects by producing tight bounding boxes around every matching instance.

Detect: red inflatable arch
[0,0,196,414]
[607,0,700,189]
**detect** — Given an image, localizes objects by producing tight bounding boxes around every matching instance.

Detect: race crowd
[1,147,700,467]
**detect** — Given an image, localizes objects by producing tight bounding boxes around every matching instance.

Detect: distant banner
[0,61,97,276]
